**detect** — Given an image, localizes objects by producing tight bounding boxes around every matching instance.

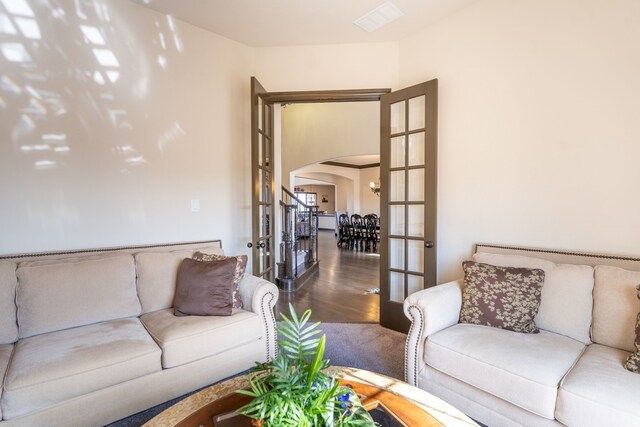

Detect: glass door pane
[390,101,405,134]
[408,95,425,131]
[390,136,405,168]
[408,133,425,166]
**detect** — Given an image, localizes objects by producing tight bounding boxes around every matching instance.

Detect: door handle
[424,241,434,249]
[247,243,253,248]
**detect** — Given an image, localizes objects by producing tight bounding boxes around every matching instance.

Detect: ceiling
[131,0,477,47]
[324,154,380,168]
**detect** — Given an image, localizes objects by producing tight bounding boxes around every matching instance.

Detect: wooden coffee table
[143,367,478,427]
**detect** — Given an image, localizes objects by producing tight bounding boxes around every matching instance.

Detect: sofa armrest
[403,279,463,386]
[238,274,279,362]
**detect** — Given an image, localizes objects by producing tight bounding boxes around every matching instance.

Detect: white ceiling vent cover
[354,2,405,33]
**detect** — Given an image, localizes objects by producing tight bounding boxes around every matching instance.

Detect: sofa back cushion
[592,265,640,352]
[0,261,18,344]
[16,254,140,338]
[135,246,224,314]
[473,252,594,344]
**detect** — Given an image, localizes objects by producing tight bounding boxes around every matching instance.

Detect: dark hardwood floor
[276,230,380,323]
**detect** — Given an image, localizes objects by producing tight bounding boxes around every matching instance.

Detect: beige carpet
[318,322,407,380]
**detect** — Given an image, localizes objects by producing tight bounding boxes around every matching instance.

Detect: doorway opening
[278,155,382,323]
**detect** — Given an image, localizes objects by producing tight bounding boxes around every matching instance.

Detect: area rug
[106,323,407,426]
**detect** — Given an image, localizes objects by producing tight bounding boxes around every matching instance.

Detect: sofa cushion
[0,344,13,420]
[140,308,263,368]
[135,247,225,314]
[0,261,18,344]
[556,344,640,426]
[460,261,544,333]
[1,318,161,419]
[135,250,194,314]
[16,254,141,338]
[473,252,594,343]
[193,251,247,309]
[592,265,640,352]
[174,257,236,317]
[425,323,585,419]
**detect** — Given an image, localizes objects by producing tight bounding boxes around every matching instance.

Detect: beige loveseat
[404,244,640,427]
[0,241,278,427]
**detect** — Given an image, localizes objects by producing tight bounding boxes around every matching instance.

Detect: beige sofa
[0,241,279,427]
[404,244,640,427]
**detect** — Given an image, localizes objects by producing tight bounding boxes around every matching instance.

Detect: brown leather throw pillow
[174,257,237,317]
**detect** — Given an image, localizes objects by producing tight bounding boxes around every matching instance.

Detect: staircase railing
[277,186,319,291]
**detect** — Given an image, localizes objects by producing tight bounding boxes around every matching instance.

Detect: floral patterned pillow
[460,261,545,334]
[624,284,640,373]
[192,252,247,309]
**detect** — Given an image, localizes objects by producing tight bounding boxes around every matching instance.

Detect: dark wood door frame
[261,87,391,105]
[250,77,390,281]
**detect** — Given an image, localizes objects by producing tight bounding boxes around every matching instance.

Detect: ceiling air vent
[354,1,404,33]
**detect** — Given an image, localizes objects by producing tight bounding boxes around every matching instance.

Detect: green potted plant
[236,304,376,426]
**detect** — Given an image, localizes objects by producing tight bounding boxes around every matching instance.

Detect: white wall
[292,164,361,214]
[281,102,379,181]
[294,184,336,213]
[0,0,254,255]
[359,166,381,217]
[399,0,640,281]
[254,42,399,91]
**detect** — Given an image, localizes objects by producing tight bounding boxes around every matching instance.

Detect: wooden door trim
[261,88,391,105]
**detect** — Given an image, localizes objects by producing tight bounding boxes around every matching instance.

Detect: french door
[250,77,275,281]
[379,80,438,333]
